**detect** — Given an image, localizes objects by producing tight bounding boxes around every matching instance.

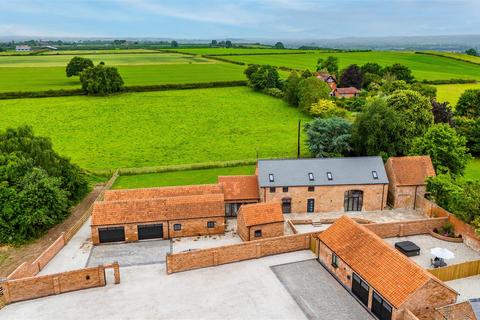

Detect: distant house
[318,216,458,320]
[15,45,31,52]
[315,71,337,91]
[385,156,436,209]
[41,45,58,50]
[333,87,360,98]
[236,202,284,241]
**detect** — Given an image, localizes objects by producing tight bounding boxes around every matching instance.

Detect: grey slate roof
[257,157,389,187]
[470,298,480,319]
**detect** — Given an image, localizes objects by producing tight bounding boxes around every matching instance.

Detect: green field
[423,51,480,65]
[161,48,313,55]
[0,49,161,56]
[435,83,480,106]
[112,165,256,189]
[217,51,480,81]
[465,159,480,181]
[0,87,311,171]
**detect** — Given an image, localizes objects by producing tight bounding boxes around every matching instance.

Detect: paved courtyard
[383,235,480,269]
[1,251,315,320]
[87,239,171,267]
[446,275,480,302]
[271,260,373,320]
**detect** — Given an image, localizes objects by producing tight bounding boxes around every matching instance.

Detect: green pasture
[217,51,480,81]
[0,63,245,92]
[0,49,161,56]
[423,51,480,65]
[435,83,480,106]
[161,48,312,55]
[465,159,480,181]
[0,87,311,171]
[112,165,256,189]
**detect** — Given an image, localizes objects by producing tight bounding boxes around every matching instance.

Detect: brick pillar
[305,235,310,249]
[213,251,218,266]
[399,224,405,237]
[61,232,67,246]
[256,243,261,258]
[112,262,120,284]
[2,282,11,304]
[53,277,61,294]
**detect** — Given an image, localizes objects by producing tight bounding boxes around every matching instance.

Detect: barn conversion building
[236,202,284,241]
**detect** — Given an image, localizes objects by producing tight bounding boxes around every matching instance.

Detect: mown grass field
[217,51,480,81]
[0,87,311,171]
[112,165,256,189]
[161,48,312,55]
[465,159,480,181]
[0,49,161,56]
[422,51,480,65]
[435,83,480,106]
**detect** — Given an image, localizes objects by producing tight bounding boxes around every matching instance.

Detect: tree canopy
[383,63,415,83]
[456,89,480,118]
[316,56,339,76]
[465,48,478,56]
[297,77,332,112]
[65,56,94,77]
[79,64,124,95]
[339,64,363,89]
[305,117,352,158]
[283,72,301,107]
[244,65,281,91]
[274,42,284,49]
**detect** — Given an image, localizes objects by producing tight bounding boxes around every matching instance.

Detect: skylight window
[308,173,314,181]
[269,174,274,182]
[326,172,333,181]
[372,171,378,179]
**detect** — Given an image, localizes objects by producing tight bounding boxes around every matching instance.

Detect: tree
[245,65,281,91]
[283,72,301,107]
[466,48,478,56]
[316,56,339,75]
[297,77,332,111]
[339,64,363,89]
[383,63,415,83]
[274,42,284,49]
[211,40,217,46]
[244,64,260,79]
[386,90,434,150]
[362,72,382,89]
[454,117,480,155]
[456,89,480,118]
[305,117,352,157]
[171,40,178,47]
[410,124,470,176]
[380,80,410,95]
[225,40,232,48]
[65,56,94,77]
[431,100,454,126]
[410,83,437,100]
[309,99,348,118]
[361,62,383,76]
[79,64,124,95]
[352,98,405,158]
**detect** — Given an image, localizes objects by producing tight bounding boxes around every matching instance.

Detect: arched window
[344,190,363,211]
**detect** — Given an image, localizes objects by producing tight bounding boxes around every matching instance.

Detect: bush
[383,63,415,83]
[66,56,94,77]
[456,89,480,118]
[244,65,281,91]
[454,117,480,155]
[304,117,352,157]
[309,99,348,118]
[283,72,301,107]
[335,97,367,112]
[263,87,284,98]
[421,79,477,85]
[80,64,124,95]
[297,77,331,112]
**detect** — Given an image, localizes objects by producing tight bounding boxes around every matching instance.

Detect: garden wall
[364,218,448,238]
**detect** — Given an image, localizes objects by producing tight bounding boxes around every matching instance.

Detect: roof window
[372,171,378,179]
[308,173,314,181]
[327,172,333,181]
[269,174,274,182]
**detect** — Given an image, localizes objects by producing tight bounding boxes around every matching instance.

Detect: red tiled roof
[104,184,223,201]
[336,87,359,94]
[319,216,453,308]
[237,202,284,227]
[218,175,259,201]
[386,156,436,186]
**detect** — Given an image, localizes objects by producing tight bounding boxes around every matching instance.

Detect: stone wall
[261,183,388,213]
[364,218,448,238]
[166,232,320,274]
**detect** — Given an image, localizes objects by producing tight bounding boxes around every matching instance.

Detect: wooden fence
[428,259,480,282]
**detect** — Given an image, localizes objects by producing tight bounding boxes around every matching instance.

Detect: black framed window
[327,172,333,181]
[270,187,276,193]
[269,174,274,182]
[372,171,378,179]
[308,186,315,192]
[282,186,288,192]
[332,253,339,268]
[254,230,262,237]
[207,221,215,228]
[308,173,314,181]
[173,224,182,231]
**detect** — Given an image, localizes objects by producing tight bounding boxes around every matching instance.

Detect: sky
[1,0,479,40]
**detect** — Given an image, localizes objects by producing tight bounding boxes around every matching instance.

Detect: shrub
[263,87,284,98]
[66,56,94,77]
[456,89,480,118]
[297,77,331,112]
[304,117,352,157]
[454,117,480,155]
[383,63,415,83]
[283,72,301,107]
[244,65,281,91]
[80,64,124,95]
[309,99,348,118]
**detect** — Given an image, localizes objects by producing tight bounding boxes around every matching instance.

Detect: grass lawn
[0,63,245,92]
[112,165,256,189]
[161,48,313,55]
[465,159,480,181]
[423,51,480,65]
[435,83,480,106]
[0,87,311,171]
[218,51,480,81]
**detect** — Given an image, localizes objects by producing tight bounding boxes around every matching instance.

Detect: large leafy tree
[465,48,478,56]
[283,72,301,107]
[410,124,470,176]
[352,98,404,158]
[297,77,332,112]
[274,42,284,49]
[383,63,415,83]
[316,56,339,76]
[454,117,480,155]
[361,62,383,76]
[245,65,281,91]
[65,56,94,77]
[305,117,352,157]
[431,100,454,126]
[456,89,480,118]
[79,64,124,95]
[339,64,363,89]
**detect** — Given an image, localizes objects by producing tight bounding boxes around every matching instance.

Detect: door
[282,198,291,214]
[307,199,315,213]
[225,203,241,217]
[344,190,363,212]
[372,292,392,320]
[98,226,125,243]
[352,273,369,307]
[137,224,163,240]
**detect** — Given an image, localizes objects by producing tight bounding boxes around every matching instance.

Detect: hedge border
[415,51,480,67]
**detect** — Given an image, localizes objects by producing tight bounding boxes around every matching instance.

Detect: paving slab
[271,259,373,320]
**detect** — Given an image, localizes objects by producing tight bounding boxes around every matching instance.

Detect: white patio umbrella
[430,247,455,260]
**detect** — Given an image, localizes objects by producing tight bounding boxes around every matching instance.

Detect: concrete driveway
[87,239,171,267]
[271,259,373,320]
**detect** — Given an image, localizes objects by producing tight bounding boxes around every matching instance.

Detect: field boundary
[428,259,480,282]
[416,51,480,66]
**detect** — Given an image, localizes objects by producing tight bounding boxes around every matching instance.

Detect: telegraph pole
[297,120,301,158]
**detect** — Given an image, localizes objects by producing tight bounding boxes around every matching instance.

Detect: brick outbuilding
[236,202,284,241]
[385,156,436,209]
[318,216,458,320]
[218,175,260,217]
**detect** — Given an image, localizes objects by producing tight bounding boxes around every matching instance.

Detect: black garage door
[137,224,163,240]
[98,226,125,243]
[372,291,392,320]
[352,273,370,307]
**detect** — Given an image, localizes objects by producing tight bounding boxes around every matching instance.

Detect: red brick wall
[6,262,40,280]
[248,222,284,241]
[434,301,475,320]
[261,184,387,213]
[104,184,223,201]
[364,218,448,238]
[166,232,319,273]
[2,266,106,304]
